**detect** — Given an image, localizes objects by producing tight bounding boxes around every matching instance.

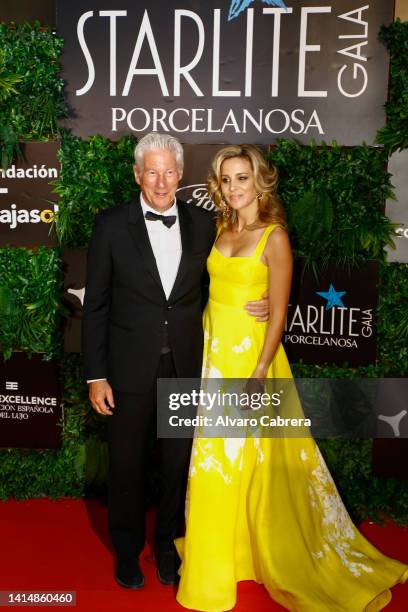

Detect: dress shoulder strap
[253,223,281,258]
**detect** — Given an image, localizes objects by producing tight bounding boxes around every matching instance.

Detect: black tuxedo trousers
[108,352,193,557]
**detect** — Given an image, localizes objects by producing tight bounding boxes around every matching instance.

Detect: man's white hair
[134,132,184,172]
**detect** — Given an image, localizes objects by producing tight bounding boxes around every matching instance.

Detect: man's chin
[150,200,174,211]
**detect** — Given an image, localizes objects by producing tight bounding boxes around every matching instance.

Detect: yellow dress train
[176,225,408,611]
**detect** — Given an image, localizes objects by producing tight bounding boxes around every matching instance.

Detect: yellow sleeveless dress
[175,225,408,612]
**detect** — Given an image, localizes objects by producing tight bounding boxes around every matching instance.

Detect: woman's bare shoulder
[264,225,291,259]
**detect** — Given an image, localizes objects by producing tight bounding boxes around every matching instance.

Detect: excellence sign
[57,0,393,144]
[0,353,62,449]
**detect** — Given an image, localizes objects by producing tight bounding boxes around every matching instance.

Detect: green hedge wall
[268,141,395,273]
[0,247,62,359]
[0,22,65,140]
[376,19,408,153]
[54,131,138,247]
[0,21,407,522]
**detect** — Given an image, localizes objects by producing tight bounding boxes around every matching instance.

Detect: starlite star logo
[228,0,288,21]
[316,284,347,310]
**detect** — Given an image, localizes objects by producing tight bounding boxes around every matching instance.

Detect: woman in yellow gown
[175,145,408,611]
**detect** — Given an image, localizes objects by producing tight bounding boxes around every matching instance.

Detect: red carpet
[0,498,406,611]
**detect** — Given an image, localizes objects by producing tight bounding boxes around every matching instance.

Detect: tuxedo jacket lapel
[128,197,194,302]
[128,197,166,297]
[169,201,193,302]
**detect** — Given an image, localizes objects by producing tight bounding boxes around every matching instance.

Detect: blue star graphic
[316,284,347,310]
[228,0,288,22]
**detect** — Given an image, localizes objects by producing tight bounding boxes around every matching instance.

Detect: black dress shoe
[157,551,180,586]
[115,558,144,589]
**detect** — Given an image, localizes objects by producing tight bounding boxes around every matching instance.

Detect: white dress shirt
[140,194,182,299]
[87,195,182,383]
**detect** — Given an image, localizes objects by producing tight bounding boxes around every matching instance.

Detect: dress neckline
[213,225,273,260]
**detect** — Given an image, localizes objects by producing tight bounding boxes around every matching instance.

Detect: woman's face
[220,156,258,212]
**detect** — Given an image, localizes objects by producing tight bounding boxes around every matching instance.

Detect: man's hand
[88,380,115,416]
[244,290,269,322]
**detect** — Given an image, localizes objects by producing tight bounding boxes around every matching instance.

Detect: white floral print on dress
[232,336,252,353]
[223,438,245,466]
[308,446,374,577]
[211,338,220,353]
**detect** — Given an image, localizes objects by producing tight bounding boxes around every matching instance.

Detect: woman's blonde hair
[207,144,286,230]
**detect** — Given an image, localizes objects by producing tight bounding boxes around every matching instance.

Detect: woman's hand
[242,370,267,410]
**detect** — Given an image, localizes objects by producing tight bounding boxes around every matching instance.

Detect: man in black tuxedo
[82,133,267,589]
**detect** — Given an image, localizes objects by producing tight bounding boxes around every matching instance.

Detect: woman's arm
[251,226,293,378]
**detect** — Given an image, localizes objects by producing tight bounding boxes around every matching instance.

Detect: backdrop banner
[0,142,59,247]
[373,439,408,480]
[283,260,379,366]
[0,353,62,449]
[176,143,225,212]
[1,0,55,26]
[385,149,408,263]
[57,0,393,144]
[63,248,87,352]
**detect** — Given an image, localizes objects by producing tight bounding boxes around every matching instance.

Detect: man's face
[134,149,183,212]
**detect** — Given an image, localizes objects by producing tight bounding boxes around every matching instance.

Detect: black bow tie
[145,211,177,228]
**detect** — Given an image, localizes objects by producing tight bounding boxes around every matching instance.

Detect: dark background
[1,0,55,25]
